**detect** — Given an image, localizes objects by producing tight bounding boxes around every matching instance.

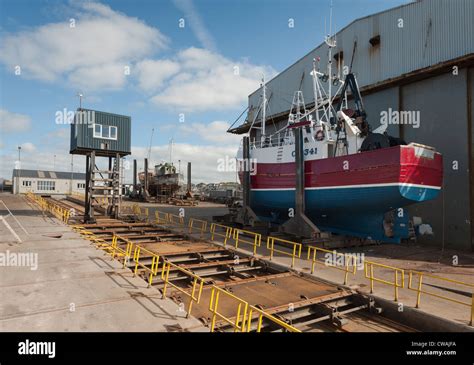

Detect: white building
[12,169,86,195]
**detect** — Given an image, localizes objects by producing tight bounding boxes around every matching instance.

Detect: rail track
[36,196,419,333]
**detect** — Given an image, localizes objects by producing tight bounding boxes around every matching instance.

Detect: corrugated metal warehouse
[246,0,474,251]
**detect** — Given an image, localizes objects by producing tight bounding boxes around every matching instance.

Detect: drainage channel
[73,219,416,333]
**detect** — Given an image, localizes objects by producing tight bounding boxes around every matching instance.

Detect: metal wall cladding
[70,109,131,156]
[248,0,474,120]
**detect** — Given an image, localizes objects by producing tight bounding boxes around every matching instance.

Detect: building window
[94,124,102,138]
[38,180,55,191]
[92,124,118,140]
[77,183,86,189]
[22,181,32,187]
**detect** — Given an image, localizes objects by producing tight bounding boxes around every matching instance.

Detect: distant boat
[139,162,183,197]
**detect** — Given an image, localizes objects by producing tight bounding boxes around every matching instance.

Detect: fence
[408,270,474,325]
[364,261,405,301]
[267,236,302,268]
[307,246,357,285]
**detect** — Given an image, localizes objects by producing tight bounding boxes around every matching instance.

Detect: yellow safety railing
[408,270,474,326]
[133,245,161,287]
[209,286,248,332]
[364,261,405,301]
[120,205,135,215]
[246,306,301,333]
[132,204,141,217]
[233,228,261,255]
[168,213,184,228]
[210,223,233,246]
[188,218,208,238]
[267,236,302,268]
[307,246,357,285]
[110,234,134,268]
[161,260,204,318]
[209,286,301,333]
[70,192,85,200]
[155,210,169,224]
[26,193,71,224]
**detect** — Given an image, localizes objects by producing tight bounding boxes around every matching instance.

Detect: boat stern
[399,143,443,202]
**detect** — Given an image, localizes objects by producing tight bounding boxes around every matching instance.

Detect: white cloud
[131,142,239,183]
[135,59,180,92]
[68,63,127,91]
[179,121,241,144]
[0,109,32,133]
[20,142,36,152]
[150,47,276,112]
[0,2,168,90]
[0,143,87,178]
[173,0,217,52]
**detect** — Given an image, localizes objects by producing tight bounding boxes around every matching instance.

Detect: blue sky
[0,0,410,182]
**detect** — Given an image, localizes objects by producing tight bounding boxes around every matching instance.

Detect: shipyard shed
[242,0,474,251]
[70,108,131,157]
[12,169,86,195]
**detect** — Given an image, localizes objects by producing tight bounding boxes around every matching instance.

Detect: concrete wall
[469,67,474,251]
[400,69,471,250]
[13,177,86,195]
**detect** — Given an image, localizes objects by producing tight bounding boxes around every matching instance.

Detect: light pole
[77,92,83,110]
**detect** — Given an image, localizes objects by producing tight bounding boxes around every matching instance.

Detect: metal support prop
[281,127,320,237]
[144,158,149,196]
[133,159,137,190]
[187,162,192,193]
[236,136,258,226]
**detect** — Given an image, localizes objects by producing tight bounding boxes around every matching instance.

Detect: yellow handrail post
[395,270,399,302]
[471,293,473,326]
[370,264,374,294]
[133,246,140,276]
[416,273,423,308]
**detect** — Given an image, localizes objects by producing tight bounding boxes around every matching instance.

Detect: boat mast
[325,0,336,121]
[261,75,266,138]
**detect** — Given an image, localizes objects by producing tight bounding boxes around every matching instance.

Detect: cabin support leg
[84,151,96,224]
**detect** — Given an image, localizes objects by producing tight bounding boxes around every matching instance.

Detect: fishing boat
[232,33,443,243]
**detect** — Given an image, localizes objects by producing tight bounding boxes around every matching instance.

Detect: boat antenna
[325,0,336,122]
[168,137,173,164]
[147,128,154,162]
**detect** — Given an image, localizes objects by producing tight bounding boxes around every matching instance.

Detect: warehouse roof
[12,169,86,180]
[246,0,474,123]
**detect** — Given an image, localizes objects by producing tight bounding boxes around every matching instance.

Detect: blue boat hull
[251,185,440,243]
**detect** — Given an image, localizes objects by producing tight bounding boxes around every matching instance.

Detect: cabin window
[93,124,118,140]
[93,124,102,138]
[22,180,32,187]
[110,126,117,139]
[77,183,86,189]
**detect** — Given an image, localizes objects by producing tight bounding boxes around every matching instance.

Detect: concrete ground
[0,193,207,332]
[2,192,472,331]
